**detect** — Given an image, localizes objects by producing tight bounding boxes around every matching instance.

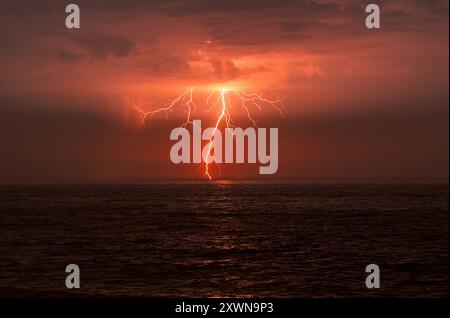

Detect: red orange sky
[0,0,448,182]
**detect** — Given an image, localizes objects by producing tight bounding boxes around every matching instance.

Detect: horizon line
[0,178,448,186]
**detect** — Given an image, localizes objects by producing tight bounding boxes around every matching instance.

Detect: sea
[0,183,448,297]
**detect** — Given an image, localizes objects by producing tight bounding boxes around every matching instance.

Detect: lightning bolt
[204,88,231,180]
[130,88,197,128]
[131,87,283,180]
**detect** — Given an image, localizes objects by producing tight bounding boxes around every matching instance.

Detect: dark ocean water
[0,184,448,297]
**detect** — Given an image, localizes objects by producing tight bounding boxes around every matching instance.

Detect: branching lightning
[130,88,197,128]
[131,87,283,180]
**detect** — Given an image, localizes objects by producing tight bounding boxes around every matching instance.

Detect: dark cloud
[207,59,266,80]
[0,0,447,57]
[165,0,297,14]
[57,50,83,63]
[152,57,191,74]
[209,59,241,80]
[73,34,136,60]
[2,0,448,19]
[12,0,332,15]
[413,0,449,15]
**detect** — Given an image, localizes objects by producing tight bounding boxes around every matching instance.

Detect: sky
[0,0,448,183]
